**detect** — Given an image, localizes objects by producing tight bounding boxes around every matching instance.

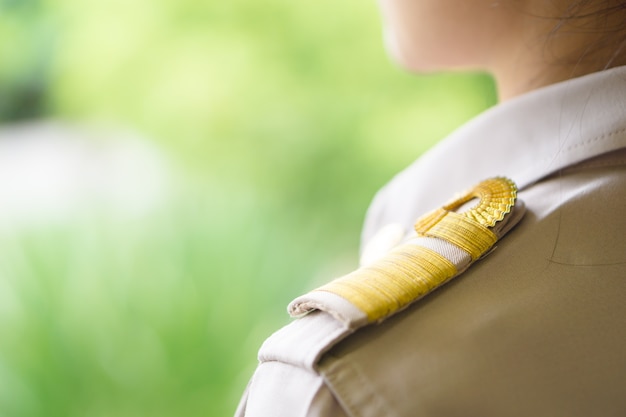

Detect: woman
[236,1,626,415]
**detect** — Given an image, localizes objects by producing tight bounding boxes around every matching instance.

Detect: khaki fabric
[322,159,626,417]
[236,67,626,416]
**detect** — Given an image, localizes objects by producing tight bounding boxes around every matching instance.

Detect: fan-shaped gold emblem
[446,177,517,227]
[415,177,517,233]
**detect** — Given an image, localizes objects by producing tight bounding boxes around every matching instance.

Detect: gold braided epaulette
[289,177,526,326]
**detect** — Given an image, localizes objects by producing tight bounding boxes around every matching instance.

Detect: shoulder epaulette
[289,177,526,327]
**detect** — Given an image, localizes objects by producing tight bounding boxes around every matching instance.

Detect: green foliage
[0,0,497,416]
[0,190,305,417]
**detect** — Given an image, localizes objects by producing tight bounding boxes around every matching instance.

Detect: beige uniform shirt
[236,67,626,417]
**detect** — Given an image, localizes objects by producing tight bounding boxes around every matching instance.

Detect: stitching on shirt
[566,158,626,170]
[566,127,626,151]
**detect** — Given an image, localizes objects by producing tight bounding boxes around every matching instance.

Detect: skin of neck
[490,1,626,101]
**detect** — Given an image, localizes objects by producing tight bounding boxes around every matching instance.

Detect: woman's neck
[490,1,626,101]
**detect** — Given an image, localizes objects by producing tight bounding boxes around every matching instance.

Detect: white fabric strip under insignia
[404,236,471,269]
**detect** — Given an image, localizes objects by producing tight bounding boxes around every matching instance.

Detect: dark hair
[550,0,626,69]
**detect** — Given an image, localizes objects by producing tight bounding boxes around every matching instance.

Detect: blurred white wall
[0,121,171,231]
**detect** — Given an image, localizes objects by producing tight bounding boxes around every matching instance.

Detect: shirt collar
[364,66,626,240]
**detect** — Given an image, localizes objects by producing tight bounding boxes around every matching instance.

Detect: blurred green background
[0,0,497,416]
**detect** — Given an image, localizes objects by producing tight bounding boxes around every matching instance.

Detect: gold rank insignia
[289,177,526,325]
